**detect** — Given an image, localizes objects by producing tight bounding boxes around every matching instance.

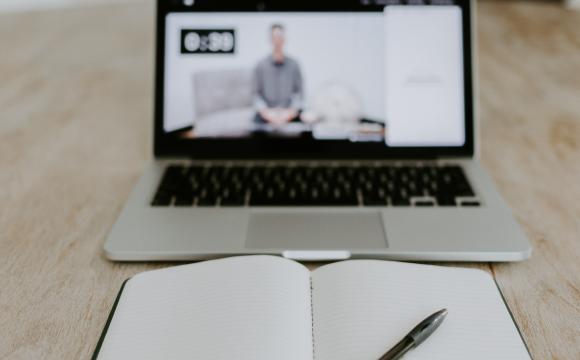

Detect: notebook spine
[310,275,316,360]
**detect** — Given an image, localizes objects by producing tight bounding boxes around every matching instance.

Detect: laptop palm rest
[245,212,388,250]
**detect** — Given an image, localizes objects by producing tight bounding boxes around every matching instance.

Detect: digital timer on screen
[180,29,236,54]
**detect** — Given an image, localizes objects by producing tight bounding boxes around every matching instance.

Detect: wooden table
[1,1,579,358]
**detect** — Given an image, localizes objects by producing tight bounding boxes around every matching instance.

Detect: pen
[378,308,448,360]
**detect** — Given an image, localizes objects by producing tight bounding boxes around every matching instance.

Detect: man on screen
[253,24,304,126]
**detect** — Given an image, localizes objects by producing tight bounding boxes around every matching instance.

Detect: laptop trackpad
[245,212,387,250]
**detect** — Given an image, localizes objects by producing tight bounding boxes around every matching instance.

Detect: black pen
[379,308,448,360]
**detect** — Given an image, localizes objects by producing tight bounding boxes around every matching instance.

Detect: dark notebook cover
[92,279,129,360]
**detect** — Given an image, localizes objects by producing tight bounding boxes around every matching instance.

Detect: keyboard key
[220,197,246,206]
[196,191,218,206]
[174,197,194,207]
[414,200,435,207]
[461,201,481,207]
[436,195,456,206]
[392,198,411,206]
[151,195,172,207]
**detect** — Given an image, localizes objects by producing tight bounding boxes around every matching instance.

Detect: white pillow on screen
[312,82,362,126]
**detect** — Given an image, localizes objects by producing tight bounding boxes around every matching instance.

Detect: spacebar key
[250,197,358,206]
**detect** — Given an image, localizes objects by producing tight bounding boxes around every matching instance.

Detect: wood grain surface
[0,1,579,359]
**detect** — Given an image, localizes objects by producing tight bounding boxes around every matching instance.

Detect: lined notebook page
[312,261,530,360]
[97,256,313,360]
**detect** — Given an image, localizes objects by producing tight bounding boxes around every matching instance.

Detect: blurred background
[0,0,143,12]
[1,0,579,12]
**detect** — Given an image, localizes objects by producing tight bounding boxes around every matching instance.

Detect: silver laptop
[104,0,531,262]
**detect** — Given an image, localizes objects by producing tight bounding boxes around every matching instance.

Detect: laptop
[104,0,531,262]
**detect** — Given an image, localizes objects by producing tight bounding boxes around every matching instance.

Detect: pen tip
[439,308,448,316]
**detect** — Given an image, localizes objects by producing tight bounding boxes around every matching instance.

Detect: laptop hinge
[282,250,351,261]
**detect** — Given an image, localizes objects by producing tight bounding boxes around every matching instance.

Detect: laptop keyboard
[151,163,479,207]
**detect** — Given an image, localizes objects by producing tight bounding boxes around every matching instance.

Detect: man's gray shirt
[253,55,303,111]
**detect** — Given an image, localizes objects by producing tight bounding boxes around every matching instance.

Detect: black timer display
[181,29,236,54]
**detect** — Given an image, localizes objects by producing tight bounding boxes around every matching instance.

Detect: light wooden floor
[0,0,144,13]
[0,1,579,358]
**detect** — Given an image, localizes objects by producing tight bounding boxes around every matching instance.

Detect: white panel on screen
[384,6,465,147]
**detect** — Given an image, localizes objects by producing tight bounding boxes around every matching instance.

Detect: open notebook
[93,256,530,359]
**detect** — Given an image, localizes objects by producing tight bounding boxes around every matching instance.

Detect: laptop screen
[155,0,473,158]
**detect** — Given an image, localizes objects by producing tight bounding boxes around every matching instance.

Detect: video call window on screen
[163,4,466,147]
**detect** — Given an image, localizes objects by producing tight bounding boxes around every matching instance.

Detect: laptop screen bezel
[153,0,474,160]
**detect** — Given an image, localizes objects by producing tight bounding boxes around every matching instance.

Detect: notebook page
[311,261,530,360]
[97,256,313,360]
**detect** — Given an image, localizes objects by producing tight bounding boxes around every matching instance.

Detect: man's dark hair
[271,23,284,33]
